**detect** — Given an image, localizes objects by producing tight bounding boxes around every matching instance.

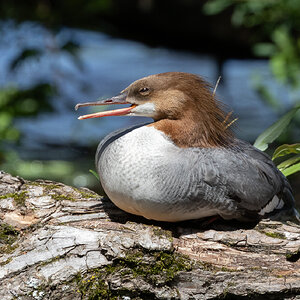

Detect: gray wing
[95,121,151,168]
[235,140,294,206]
[202,139,295,220]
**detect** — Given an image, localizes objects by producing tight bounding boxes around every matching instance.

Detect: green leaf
[253,105,300,151]
[277,155,300,171]
[281,162,300,177]
[253,43,276,57]
[203,0,233,15]
[272,143,300,160]
[89,169,99,180]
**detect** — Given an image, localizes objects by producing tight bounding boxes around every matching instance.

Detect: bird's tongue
[78,105,136,120]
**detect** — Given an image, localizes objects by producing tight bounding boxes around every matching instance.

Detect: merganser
[76,72,297,222]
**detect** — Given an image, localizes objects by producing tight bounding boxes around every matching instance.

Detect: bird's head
[76,72,233,147]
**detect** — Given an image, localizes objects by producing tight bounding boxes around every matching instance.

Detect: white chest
[97,126,177,218]
[97,126,219,221]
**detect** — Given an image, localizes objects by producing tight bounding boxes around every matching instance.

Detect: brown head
[76,72,233,148]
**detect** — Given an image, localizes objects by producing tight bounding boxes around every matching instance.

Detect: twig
[213,76,221,96]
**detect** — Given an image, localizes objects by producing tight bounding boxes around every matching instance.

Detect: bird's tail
[294,208,300,223]
[268,184,300,224]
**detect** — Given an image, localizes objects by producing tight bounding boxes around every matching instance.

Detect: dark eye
[139,87,150,94]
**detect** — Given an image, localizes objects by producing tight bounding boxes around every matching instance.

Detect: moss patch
[119,249,192,284]
[0,257,12,266]
[76,272,115,300]
[28,182,62,191]
[51,194,77,201]
[74,187,99,199]
[199,261,239,273]
[263,231,286,239]
[29,182,77,202]
[0,223,19,254]
[0,191,27,207]
[26,181,99,203]
[75,249,192,299]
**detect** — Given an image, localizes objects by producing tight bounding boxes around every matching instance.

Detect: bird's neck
[152,108,233,148]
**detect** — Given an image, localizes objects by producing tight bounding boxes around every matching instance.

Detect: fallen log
[0,171,300,299]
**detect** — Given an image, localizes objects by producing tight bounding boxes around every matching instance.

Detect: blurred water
[0,21,297,160]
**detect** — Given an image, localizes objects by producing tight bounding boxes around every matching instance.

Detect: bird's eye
[139,87,150,94]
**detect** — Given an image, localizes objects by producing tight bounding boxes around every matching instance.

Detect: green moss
[28,182,61,190]
[27,182,79,202]
[75,249,192,299]
[43,183,62,191]
[220,267,238,272]
[74,187,99,199]
[27,182,99,203]
[119,249,192,284]
[200,261,216,272]
[0,223,19,244]
[27,182,63,194]
[262,231,286,239]
[249,266,261,271]
[51,194,77,201]
[75,271,117,300]
[199,261,238,273]
[0,243,19,255]
[0,191,27,207]
[0,223,19,254]
[0,257,12,266]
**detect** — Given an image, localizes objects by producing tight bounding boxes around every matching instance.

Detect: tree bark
[0,170,300,299]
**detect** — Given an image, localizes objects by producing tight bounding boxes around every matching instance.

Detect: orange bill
[78,105,137,120]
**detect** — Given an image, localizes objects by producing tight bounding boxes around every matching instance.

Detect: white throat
[129,102,157,118]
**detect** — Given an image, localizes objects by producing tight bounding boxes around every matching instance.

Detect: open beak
[75,92,136,120]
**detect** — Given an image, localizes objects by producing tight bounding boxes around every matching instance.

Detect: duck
[75,72,298,222]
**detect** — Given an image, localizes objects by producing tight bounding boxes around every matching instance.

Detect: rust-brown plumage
[139,72,233,148]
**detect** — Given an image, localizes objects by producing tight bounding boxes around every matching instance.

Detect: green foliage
[278,158,300,177]
[273,144,300,177]
[89,169,100,181]
[253,106,300,152]
[272,143,300,159]
[204,0,300,179]
[0,85,53,141]
[0,84,54,164]
[253,107,300,177]
[204,0,300,88]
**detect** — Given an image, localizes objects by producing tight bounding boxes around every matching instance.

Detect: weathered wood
[0,170,300,299]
